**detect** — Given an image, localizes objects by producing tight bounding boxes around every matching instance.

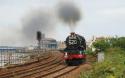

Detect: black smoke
[21,9,56,43]
[57,1,81,31]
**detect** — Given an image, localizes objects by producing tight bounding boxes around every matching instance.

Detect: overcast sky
[0,0,125,46]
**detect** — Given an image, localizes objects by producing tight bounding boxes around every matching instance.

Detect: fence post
[97,49,104,62]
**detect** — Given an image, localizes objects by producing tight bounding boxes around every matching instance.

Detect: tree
[93,39,110,51]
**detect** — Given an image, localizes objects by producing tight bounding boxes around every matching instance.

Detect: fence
[0,49,51,68]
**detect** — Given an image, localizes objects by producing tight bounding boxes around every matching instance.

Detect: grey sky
[0,0,125,46]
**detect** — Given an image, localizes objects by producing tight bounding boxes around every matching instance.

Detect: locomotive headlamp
[80,51,82,54]
[64,52,68,58]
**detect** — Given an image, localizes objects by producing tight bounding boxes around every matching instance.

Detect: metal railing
[0,49,53,68]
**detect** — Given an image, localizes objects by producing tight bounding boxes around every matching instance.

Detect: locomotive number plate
[69,39,77,45]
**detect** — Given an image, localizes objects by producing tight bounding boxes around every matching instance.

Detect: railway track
[14,57,63,78]
[0,52,53,77]
[0,51,93,78]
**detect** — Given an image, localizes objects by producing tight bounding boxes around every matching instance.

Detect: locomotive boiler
[64,32,86,65]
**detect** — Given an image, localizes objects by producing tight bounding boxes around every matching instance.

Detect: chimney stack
[37,31,42,49]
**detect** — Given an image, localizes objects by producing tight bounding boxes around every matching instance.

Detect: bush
[80,60,116,78]
[111,37,125,50]
[92,37,125,51]
[93,39,110,51]
[85,50,94,55]
[80,48,125,78]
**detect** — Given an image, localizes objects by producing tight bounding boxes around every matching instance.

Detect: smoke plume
[22,9,56,43]
[57,1,81,31]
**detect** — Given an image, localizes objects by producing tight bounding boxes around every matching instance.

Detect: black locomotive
[64,32,86,65]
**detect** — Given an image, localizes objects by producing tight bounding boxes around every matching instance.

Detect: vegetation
[80,37,125,78]
[84,49,93,55]
[92,37,125,51]
[110,37,125,50]
[93,39,110,51]
[80,48,125,78]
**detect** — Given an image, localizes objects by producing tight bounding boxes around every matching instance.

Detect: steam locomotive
[64,32,86,65]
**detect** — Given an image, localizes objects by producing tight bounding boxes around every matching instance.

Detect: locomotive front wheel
[65,60,72,66]
[74,59,85,65]
[65,59,86,66]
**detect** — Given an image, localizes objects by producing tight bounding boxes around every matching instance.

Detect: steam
[21,1,81,45]
[22,9,56,43]
[57,1,81,31]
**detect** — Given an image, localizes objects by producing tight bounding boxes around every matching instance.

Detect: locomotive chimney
[70,32,75,35]
[37,31,42,49]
